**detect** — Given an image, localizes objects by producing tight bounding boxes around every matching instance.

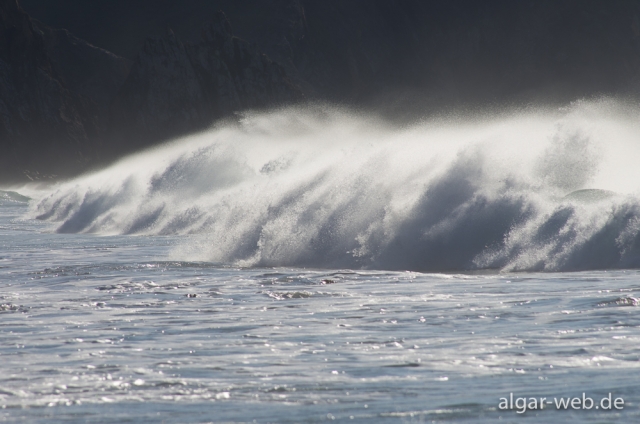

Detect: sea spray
[31,100,640,271]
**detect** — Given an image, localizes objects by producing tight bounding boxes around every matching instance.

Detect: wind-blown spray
[32,100,640,271]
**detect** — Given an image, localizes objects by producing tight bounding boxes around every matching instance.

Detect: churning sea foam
[30,99,640,272]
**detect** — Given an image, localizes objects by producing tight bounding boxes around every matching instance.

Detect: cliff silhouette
[3,0,640,182]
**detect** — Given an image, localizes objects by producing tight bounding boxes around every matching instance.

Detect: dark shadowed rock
[0,0,91,180]
[18,0,640,111]
[109,11,302,153]
[0,0,129,182]
[191,12,302,110]
[5,0,640,181]
[33,21,131,121]
[243,0,640,114]
[109,29,207,151]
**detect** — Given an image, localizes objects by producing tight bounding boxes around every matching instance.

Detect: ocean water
[2,101,640,422]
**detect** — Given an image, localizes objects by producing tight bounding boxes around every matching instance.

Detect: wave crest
[32,102,640,272]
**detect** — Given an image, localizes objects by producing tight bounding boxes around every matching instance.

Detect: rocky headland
[3,0,640,182]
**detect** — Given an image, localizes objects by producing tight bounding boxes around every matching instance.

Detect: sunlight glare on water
[2,100,640,422]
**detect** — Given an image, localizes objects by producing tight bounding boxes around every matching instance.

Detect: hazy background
[4,0,640,182]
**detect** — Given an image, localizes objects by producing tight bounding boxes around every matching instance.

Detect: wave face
[32,100,640,272]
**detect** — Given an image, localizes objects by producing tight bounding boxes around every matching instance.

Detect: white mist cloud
[29,101,640,272]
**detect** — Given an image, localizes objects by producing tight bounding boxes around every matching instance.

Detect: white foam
[30,100,640,271]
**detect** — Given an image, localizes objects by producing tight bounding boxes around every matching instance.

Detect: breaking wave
[31,100,640,272]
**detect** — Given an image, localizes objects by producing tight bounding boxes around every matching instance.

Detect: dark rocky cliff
[24,0,640,110]
[0,0,129,181]
[34,21,131,123]
[0,2,303,182]
[5,0,640,182]
[243,0,640,114]
[109,12,302,153]
[1,0,90,180]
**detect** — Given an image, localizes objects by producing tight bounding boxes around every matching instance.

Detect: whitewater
[1,99,640,422]
[30,99,640,272]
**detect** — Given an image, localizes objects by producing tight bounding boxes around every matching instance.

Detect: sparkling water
[2,101,640,422]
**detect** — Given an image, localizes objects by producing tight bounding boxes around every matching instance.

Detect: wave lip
[30,103,640,272]
[563,188,617,203]
[0,190,31,203]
